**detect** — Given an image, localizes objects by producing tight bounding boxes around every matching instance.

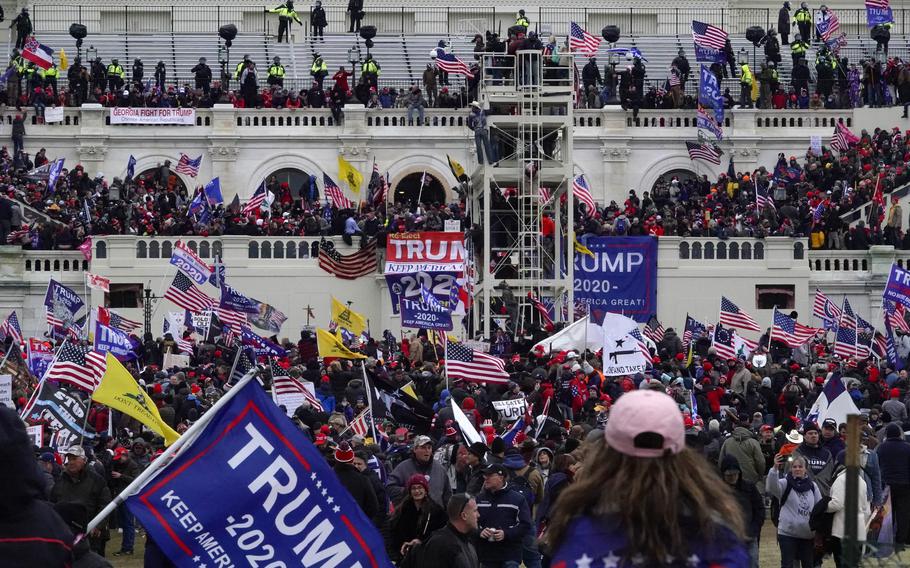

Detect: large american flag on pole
[886,300,910,334]
[317,239,377,279]
[45,342,107,393]
[719,296,761,332]
[435,51,474,79]
[242,182,268,215]
[772,309,822,347]
[270,362,324,412]
[692,21,728,50]
[686,141,722,165]
[164,272,216,313]
[572,175,597,216]
[812,289,842,329]
[569,22,602,55]
[0,311,23,344]
[175,153,202,178]
[834,298,858,358]
[643,315,665,344]
[831,122,859,153]
[445,342,509,384]
[323,173,355,209]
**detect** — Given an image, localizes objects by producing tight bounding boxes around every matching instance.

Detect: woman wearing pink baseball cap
[543,390,750,567]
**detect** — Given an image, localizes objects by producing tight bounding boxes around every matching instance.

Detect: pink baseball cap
[604,390,685,458]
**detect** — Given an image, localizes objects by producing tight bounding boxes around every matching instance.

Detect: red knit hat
[406,473,430,492]
[334,442,355,463]
[892,388,901,399]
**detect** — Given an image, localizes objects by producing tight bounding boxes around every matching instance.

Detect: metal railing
[30,5,910,37]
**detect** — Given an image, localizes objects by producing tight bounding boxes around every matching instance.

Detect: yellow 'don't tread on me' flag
[447,154,466,180]
[59,49,68,70]
[574,236,594,258]
[338,156,363,195]
[330,297,367,336]
[92,353,181,446]
[317,328,367,359]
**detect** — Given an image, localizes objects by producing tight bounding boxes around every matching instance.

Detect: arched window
[729,242,739,259]
[679,242,690,259]
[311,241,320,257]
[742,242,752,260]
[754,242,764,259]
[248,242,259,258]
[793,242,805,260]
[161,240,173,259]
[274,242,284,259]
[393,172,447,205]
[25,259,31,270]
[53,260,60,271]
[258,168,312,203]
[199,241,210,258]
[704,242,715,260]
[149,241,160,258]
[63,260,70,271]
[717,242,727,259]
[261,241,272,259]
[137,241,147,258]
[300,242,310,258]
[187,240,198,254]
[213,241,222,258]
[286,242,296,258]
[96,241,107,259]
[691,242,702,259]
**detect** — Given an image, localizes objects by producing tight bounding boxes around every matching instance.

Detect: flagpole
[83,368,261,538]
[443,332,449,392]
[337,406,370,438]
[78,389,94,446]
[768,307,776,355]
[227,344,243,382]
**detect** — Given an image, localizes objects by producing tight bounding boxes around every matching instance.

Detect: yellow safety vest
[311,60,327,74]
[44,66,58,79]
[362,61,378,75]
[268,64,285,78]
[516,16,529,26]
[107,64,125,79]
[791,41,807,55]
[234,61,246,79]
[740,64,752,85]
[794,8,811,22]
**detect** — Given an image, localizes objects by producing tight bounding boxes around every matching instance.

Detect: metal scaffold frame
[469,50,576,340]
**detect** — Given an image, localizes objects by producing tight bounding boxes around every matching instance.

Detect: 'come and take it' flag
[316,328,367,359]
[330,297,367,336]
[338,155,364,195]
[92,353,181,445]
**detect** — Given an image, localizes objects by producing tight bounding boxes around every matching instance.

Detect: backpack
[809,496,834,534]
[510,467,537,509]
[770,480,792,527]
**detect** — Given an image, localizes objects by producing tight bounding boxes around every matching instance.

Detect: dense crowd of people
[4,300,910,566]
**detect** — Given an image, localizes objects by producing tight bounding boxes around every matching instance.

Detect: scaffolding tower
[469,50,576,339]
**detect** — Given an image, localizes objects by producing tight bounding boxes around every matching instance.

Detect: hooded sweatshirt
[765,469,822,539]
[718,427,765,484]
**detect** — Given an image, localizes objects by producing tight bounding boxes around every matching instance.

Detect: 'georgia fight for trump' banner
[125,378,391,568]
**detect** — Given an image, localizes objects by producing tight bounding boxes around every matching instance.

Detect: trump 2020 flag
[124,376,390,567]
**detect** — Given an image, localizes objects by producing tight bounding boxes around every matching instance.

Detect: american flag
[572,175,597,216]
[539,187,552,205]
[368,161,388,206]
[445,342,510,384]
[772,309,822,348]
[669,71,681,87]
[831,122,859,153]
[817,11,840,42]
[215,305,246,335]
[164,272,216,313]
[527,292,554,330]
[323,173,354,209]
[242,182,267,215]
[349,408,372,437]
[569,22,602,55]
[97,307,141,333]
[45,342,107,393]
[0,311,23,345]
[318,238,377,279]
[629,327,653,361]
[231,348,256,383]
[175,153,202,178]
[686,141,722,165]
[643,315,665,343]
[756,184,775,211]
[271,364,324,412]
[7,225,30,243]
[719,296,761,332]
[874,330,888,360]
[692,20,728,50]
[866,0,890,8]
[175,336,195,355]
[856,314,875,358]
[46,310,82,340]
[712,323,738,359]
[812,202,827,224]
[834,298,858,358]
[886,300,910,334]
[683,314,707,345]
[813,289,842,329]
[435,51,474,79]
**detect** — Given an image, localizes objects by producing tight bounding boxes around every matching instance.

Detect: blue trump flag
[884,262,910,310]
[573,237,657,323]
[698,65,724,124]
[867,6,893,26]
[124,376,391,568]
[204,177,224,206]
[94,322,139,361]
[44,278,85,315]
[401,289,454,331]
[694,44,725,63]
[241,326,287,357]
[220,284,261,315]
[126,154,137,179]
[47,158,65,192]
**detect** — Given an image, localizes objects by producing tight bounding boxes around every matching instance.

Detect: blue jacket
[550,515,749,567]
[876,435,910,486]
[475,484,531,563]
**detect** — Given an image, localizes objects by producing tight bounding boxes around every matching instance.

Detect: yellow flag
[401,381,417,399]
[338,156,363,195]
[92,353,180,445]
[59,49,68,71]
[317,328,367,359]
[574,236,594,258]
[330,296,367,336]
[447,154,466,180]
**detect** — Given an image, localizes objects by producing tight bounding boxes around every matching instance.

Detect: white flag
[601,312,649,376]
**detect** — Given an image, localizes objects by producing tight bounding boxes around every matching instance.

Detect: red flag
[78,238,92,261]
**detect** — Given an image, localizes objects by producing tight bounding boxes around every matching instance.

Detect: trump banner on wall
[110,107,196,125]
[574,236,657,323]
[385,231,466,314]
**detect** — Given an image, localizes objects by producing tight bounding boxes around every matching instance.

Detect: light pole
[347,45,361,86]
